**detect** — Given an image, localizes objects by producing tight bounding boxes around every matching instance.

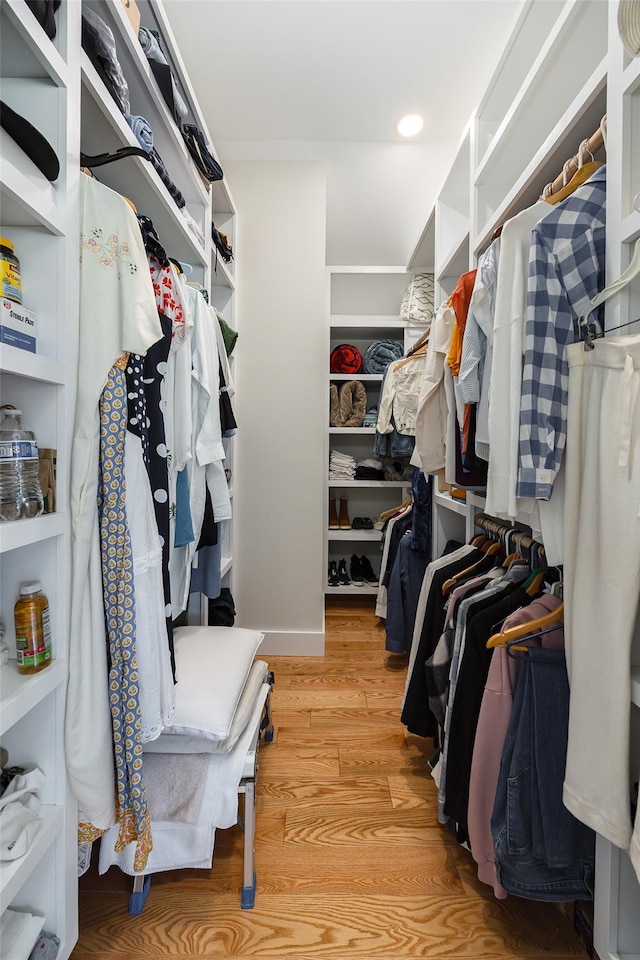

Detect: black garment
[355,466,385,480]
[137,216,169,267]
[411,468,432,555]
[82,8,130,116]
[197,490,218,549]
[454,404,487,490]
[424,576,496,729]
[208,587,236,627]
[444,585,530,841]
[126,311,175,679]
[381,509,413,588]
[26,0,61,39]
[400,548,484,738]
[219,362,237,434]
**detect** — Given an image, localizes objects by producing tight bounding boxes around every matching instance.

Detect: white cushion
[145,661,269,754]
[163,626,264,741]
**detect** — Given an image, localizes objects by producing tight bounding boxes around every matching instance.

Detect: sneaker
[349,555,364,586]
[337,559,351,585]
[328,560,340,587]
[359,555,379,586]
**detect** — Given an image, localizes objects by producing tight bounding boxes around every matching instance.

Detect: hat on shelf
[0,101,59,182]
[618,0,640,56]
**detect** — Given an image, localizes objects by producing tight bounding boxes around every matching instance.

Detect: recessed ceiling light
[396,114,424,138]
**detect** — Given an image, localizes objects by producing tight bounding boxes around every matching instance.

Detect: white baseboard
[258,630,325,656]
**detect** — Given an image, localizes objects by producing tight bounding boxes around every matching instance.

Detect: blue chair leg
[128,875,151,915]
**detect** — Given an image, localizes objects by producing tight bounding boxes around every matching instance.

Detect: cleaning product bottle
[14,582,52,674]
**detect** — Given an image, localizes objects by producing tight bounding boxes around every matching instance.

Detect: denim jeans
[491,646,595,901]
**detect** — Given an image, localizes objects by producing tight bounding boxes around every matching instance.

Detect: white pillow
[145,661,269,754]
[163,626,264,741]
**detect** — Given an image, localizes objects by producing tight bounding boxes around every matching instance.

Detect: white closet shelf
[473,59,607,255]
[97,0,209,209]
[1,0,68,88]
[0,134,65,235]
[407,209,435,273]
[329,427,377,435]
[436,230,470,282]
[81,54,208,268]
[210,257,235,290]
[328,480,410,488]
[327,530,383,542]
[0,804,63,906]
[622,53,640,96]
[0,513,66,554]
[474,0,606,182]
[434,491,468,517]
[0,659,66,737]
[220,556,233,578]
[330,374,383,382]
[621,210,640,245]
[632,667,640,710]
[0,346,65,385]
[330,315,404,327]
[325,585,379,596]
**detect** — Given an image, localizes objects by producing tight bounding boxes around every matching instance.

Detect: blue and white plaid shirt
[517,166,606,499]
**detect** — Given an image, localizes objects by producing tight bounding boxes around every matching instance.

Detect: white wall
[231,160,327,655]
[220,140,456,267]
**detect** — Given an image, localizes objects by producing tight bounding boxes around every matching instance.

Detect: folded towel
[142,753,209,823]
[363,339,404,374]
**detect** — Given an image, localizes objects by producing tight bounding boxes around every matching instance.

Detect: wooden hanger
[486,603,564,648]
[394,344,428,369]
[405,328,430,358]
[379,497,412,523]
[441,540,503,595]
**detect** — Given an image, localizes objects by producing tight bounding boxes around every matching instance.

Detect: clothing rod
[544,118,606,199]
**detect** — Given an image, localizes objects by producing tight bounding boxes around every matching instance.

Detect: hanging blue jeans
[491,646,595,901]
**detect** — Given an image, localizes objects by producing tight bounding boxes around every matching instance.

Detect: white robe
[65,175,162,830]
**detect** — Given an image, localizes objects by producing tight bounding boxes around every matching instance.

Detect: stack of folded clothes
[329,451,356,480]
[355,458,385,480]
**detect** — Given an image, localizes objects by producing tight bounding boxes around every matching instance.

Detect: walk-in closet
[1,1,640,958]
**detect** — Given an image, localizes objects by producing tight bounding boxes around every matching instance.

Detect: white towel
[1,909,45,960]
[143,753,209,823]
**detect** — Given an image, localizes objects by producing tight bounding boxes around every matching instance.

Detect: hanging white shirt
[413,303,456,473]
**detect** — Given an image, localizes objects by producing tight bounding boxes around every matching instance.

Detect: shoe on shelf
[361,517,374,530]
[337,559,351,585]
[339,498,351,530]
[359,555,379,586]
[329,498,340,530]
[352,516,364,530]
[349,554,364,586]
[328,560,340,587]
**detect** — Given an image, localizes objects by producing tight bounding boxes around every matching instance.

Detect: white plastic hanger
[579,236,640,347]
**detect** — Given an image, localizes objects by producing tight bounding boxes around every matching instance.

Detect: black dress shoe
[361,517,374,530]
[328,560,340,587]
[359,555,379,586]
[337,559,351,585]
[352,517,364,529]
[349,554,364,586]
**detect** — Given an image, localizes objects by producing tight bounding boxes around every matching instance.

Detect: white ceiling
[165,0,521,145]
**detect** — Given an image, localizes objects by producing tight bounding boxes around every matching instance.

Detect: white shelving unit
[0,1,237,954]
[0,0,81,954]
[407,1,640,954]
[325,267,417,595]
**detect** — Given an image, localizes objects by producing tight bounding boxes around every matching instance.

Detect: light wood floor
[73,597,590,959]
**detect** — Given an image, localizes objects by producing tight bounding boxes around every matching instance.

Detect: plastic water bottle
[0,408,44,521]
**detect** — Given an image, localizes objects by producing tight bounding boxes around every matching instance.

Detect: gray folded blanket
[143,753,209,823]
[363,339,404,374]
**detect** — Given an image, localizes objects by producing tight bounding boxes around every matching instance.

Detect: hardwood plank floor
[74,597,589,959]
